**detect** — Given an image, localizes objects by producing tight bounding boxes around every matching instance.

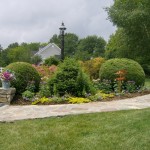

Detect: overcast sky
[0,0,116,48]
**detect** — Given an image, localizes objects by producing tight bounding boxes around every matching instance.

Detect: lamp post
[59,22,66,61]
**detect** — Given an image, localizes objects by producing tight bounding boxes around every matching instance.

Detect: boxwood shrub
[99,58,145,87]
[6,62,41,94]
[48,58,96,96]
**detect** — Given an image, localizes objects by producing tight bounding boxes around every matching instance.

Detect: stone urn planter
[1,79,10,89]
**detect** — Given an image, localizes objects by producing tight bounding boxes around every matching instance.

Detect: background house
[35,43,61,60]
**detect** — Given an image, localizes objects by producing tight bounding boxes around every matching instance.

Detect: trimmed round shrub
[99,58,145,86]
[6,62,41,94]
[48,58,95,96]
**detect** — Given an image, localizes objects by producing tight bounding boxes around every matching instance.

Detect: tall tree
[7,42,19,49]
[105,28,130,59]
[76,35,106,61]
[5,42,41,64]
[107,0,150,65]
[7,46,31,63]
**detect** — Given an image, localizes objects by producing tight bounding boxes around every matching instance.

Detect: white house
[35,43,61,60]
[0,67,4,73]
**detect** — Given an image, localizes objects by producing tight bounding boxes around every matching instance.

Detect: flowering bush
[32,64,57,79]
[0,70,15,81]
[80,57,105,79]
[114,70,127,93]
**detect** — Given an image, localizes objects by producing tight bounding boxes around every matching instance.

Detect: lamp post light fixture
[59,22,66,61]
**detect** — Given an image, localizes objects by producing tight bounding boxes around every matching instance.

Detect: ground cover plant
[0,108,150,150]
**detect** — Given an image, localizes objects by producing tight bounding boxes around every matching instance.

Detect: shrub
[32,64,57,79]
[6,62,41,94]
[48,58,95,97]
[22,90,35,101]
[80,57,105,79]
[99,58,145,87]
[93,79,113,93]
[43,56,60,66]
[38,82,51,98]
[31,55,42,65]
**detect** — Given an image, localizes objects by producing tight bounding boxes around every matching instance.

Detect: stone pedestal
[0,88,16,104]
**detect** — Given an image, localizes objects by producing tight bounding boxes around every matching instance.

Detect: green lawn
[0,108,150,150]
[145,78,150,89]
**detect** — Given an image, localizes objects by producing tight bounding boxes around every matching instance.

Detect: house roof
[35,43,61,55]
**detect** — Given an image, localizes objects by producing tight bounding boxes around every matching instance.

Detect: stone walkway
[0,94,150,122]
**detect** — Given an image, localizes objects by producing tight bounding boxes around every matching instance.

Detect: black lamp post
[59,22,66,61]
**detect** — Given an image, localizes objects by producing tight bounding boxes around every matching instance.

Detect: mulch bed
[11,90,150,105]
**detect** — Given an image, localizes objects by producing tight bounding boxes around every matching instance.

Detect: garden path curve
[0,94,150,122]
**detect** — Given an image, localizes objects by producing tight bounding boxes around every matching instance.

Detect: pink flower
[0,70,15,81]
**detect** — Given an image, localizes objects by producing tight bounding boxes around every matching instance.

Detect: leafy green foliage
[99,58,145,87]
[48,58,95,96]
[106,0,150,72]
[80,57,105,79]
[0,42,41,66]
[31,55,42,65]
[6,62,41,94]
[38,83,51,98]
[49,33,79,57]
[76,35,106,61]
[43,56,60,66]
[105,28,130,59]
[94,79,113,93]
[22,90,35,101]
[88,91,114,101]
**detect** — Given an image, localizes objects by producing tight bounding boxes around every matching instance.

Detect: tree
[0,45,3,66]
[106,0,150,65]
[49,33,79,57]
[7,42,19,49]
[7,46,31,63]
[76,35,106,61]
[31,55,42,65]
[6,42,41,64]
[49,34,60,46]
[105,28,130,59]
[64,33,79,56]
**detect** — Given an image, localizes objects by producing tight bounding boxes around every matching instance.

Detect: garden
[1,57,150,105]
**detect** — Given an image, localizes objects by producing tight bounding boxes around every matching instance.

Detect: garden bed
[11,90,150,105]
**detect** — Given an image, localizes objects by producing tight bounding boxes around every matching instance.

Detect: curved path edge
[0,94,150,122]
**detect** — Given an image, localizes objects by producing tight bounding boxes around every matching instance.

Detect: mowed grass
[0,108,150,150]
[145,78,150,89]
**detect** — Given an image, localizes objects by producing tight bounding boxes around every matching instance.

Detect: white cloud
[0,0,116,48]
